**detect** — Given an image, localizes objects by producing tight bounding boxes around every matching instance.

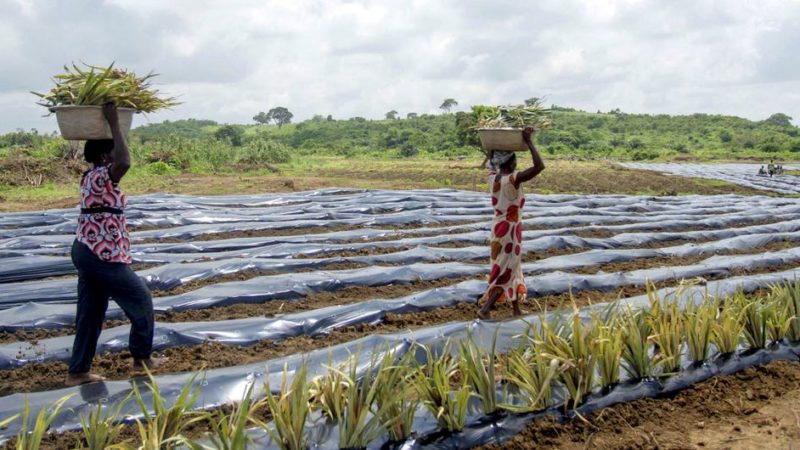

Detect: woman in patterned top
[477,126,546,320]
[66,104,165,387]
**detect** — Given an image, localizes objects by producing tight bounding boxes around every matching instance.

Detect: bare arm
[104,103,131,183]
[514,126,545,187]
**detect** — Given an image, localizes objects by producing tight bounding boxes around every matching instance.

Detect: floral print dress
[483,170,527,305]
[75,165,131,264]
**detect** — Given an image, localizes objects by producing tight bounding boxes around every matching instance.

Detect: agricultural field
[624,162,800,195]
[1,180,800,449]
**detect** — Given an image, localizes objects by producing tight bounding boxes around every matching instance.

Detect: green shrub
[237,139,291,165]
[399,143,418,158]
[146,161,178,175]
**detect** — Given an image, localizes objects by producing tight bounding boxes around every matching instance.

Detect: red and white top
[75,165,131,264]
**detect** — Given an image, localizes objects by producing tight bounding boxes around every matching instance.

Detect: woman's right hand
[522,126,534,144]
[102,103,119,127]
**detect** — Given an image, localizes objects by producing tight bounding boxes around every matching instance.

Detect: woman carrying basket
[477,126,546,319]
[66,103,165,386]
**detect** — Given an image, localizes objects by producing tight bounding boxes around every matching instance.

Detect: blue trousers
[69,240,154,374]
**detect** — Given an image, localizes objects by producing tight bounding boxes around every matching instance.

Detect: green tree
[214,125,244,147]
[718,130,733,142]
[766,113,793,127]
[406,112,418,119]
[439,98,458,113]
[266,107,294,128]
[385,110,399,120]
[524,97,541,107]
[253,112,270,124]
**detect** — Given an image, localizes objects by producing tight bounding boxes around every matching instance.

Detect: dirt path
[485,359,800,450]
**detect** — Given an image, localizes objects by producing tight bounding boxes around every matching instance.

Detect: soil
[148,261,369,297]
[136,219,486,244]
[2,240,797,345]
[484,359,800,450]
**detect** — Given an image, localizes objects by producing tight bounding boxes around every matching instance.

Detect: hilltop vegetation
[0,106,798,193]
[129,107,800,167]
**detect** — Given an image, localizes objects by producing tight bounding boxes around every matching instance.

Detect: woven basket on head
[476,128,530,152]
[50,106,136,140]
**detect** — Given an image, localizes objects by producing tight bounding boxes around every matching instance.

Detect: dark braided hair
[83,139,114,165]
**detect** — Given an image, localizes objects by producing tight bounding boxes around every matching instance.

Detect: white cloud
[0,0,798,133]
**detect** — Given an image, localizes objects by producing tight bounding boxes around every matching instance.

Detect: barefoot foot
[132,356,168,372]
[65,372,105,387]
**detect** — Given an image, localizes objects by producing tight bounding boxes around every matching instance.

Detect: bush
[214,125,244,147]
[719,130,733,142]
[237,139,291,165]
[631,150,658,161]
[760,142,780,153]
[399,143,419,158]
[145,161,179,175]
[790,141,800,153]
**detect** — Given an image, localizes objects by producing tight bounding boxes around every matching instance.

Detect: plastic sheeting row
[0,267,798,444]
[3,207,800,285]
[4,208,800,295]
[622,163,800,194]
[0,188,784,232]
[4,198,800,256]
[5,242,800,364]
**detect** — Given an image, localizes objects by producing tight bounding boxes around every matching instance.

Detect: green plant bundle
[458,333,500,415]
[770,280,800,341]
[595,317,624,389]
[733,293,770,350]
[620,307,655,380]
[711,299,744,355]
[331,354,388,450]
[473,99,553,130]
[190,383,256,450]
[647,293,685,375]
[32,62,178,112]
[500,339,558,412]
[684,299,716,364]
[14,395,72,450]
[373,351,418,443]
[254,364,311,450]
[412,344,470,432]
[308,356,347,422]
[77,396,133,450]
[538,312,598,408]
[132,371,205,450]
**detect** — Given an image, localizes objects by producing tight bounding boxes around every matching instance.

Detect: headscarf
[490,151,516,171]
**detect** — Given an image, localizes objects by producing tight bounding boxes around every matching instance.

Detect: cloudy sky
[1,0,799,133]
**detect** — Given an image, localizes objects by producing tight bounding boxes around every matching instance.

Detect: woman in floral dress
[478,127,546,319]
[66,104,165,387]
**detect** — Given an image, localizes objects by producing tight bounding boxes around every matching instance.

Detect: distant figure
[478,126,545,320]
[758,166,767,176]
[768,160,775,177]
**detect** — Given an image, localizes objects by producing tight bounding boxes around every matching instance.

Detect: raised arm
[514,126,545,187]
[104,103,131,183]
